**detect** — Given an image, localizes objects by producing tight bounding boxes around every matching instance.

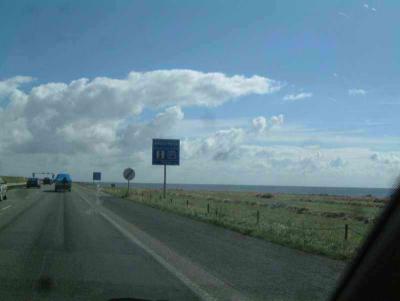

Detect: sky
[0,0,399,188]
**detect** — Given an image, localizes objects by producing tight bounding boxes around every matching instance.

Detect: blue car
[54,173,72,192]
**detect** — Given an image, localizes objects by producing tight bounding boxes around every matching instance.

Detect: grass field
[103,186,388,260]
[0,176,26,183]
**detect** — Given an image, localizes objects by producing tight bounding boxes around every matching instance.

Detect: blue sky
[0,1,399,187]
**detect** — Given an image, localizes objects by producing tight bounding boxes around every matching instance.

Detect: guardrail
[6,183,26,189]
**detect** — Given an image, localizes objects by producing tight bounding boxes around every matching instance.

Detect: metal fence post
[186,200,189,208]
[345,224,349,241]
[207,203,210,214]
[256,210,260,225]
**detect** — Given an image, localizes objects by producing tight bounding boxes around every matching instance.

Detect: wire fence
[348,226,364,237]
[107,186,371,259]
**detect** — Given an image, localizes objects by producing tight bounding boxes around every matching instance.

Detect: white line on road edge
[77,192,216,301]
[76,187,250,301]
[101,211,218,301]
[1,205,12,210]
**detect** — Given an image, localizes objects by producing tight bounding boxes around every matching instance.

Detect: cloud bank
[0,70,282,155]
[0,70,397,188]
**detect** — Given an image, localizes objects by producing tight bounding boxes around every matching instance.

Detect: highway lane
[77,184,346,301]
[0,184,346,301]
[0,186,199,301]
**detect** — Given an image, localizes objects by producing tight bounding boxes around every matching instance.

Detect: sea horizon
[84,181,395,198]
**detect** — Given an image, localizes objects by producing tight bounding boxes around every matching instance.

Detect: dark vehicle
[26,178,40,188]
[54,173,72,192]
[43,177,52,185]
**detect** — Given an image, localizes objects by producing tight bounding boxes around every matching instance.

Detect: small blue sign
[152,139,180,165]
[93,172,101,181]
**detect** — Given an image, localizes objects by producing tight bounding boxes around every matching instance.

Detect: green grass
[0,176,26,184]
[102,186,387,261]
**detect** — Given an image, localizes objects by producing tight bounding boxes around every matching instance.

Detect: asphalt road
[0,184,346,301]
[0,185,199,301]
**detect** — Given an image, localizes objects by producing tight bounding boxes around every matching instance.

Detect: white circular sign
[123,168,135,181]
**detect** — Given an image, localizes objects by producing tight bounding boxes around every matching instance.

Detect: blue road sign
[93,172,101,181]
[152,139,180,165]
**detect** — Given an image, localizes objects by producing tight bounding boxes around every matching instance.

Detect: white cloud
[0,76,34,92]
[183,127,246,161]
[118,105,184,152]
[329,157,347,168]
[370,153,379,161]
[184,114,285,161]
[283,92,313,101]
[338,12,350,19]
[348,89,367,96]
[0,71,398,188]
[271,114,284,126]
[370,153,400,165]
[251,114,284,134]
[252,116,267,133]
[0,70,281,155]
[180,129,400,187]
[363,4,377,11]
[25,70,280,119]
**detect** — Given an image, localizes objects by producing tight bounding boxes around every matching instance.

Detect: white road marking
[1,205,12,211]
[77,191,216,301]
[76,187,249,301]
[100,211,218,301]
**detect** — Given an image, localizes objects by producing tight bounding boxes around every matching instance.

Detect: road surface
[0,184,345,300]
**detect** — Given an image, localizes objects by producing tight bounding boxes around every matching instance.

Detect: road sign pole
[163,164,166,199]
[152,139,179,199]
[123,168,135,197]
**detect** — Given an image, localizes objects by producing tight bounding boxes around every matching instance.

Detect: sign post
[152,139,180,199]
[123,168,135,196]
[163,164,167,198]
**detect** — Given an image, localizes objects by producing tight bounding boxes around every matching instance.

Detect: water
[95,182,393,198]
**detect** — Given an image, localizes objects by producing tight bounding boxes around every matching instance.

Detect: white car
[0,177,7,201]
